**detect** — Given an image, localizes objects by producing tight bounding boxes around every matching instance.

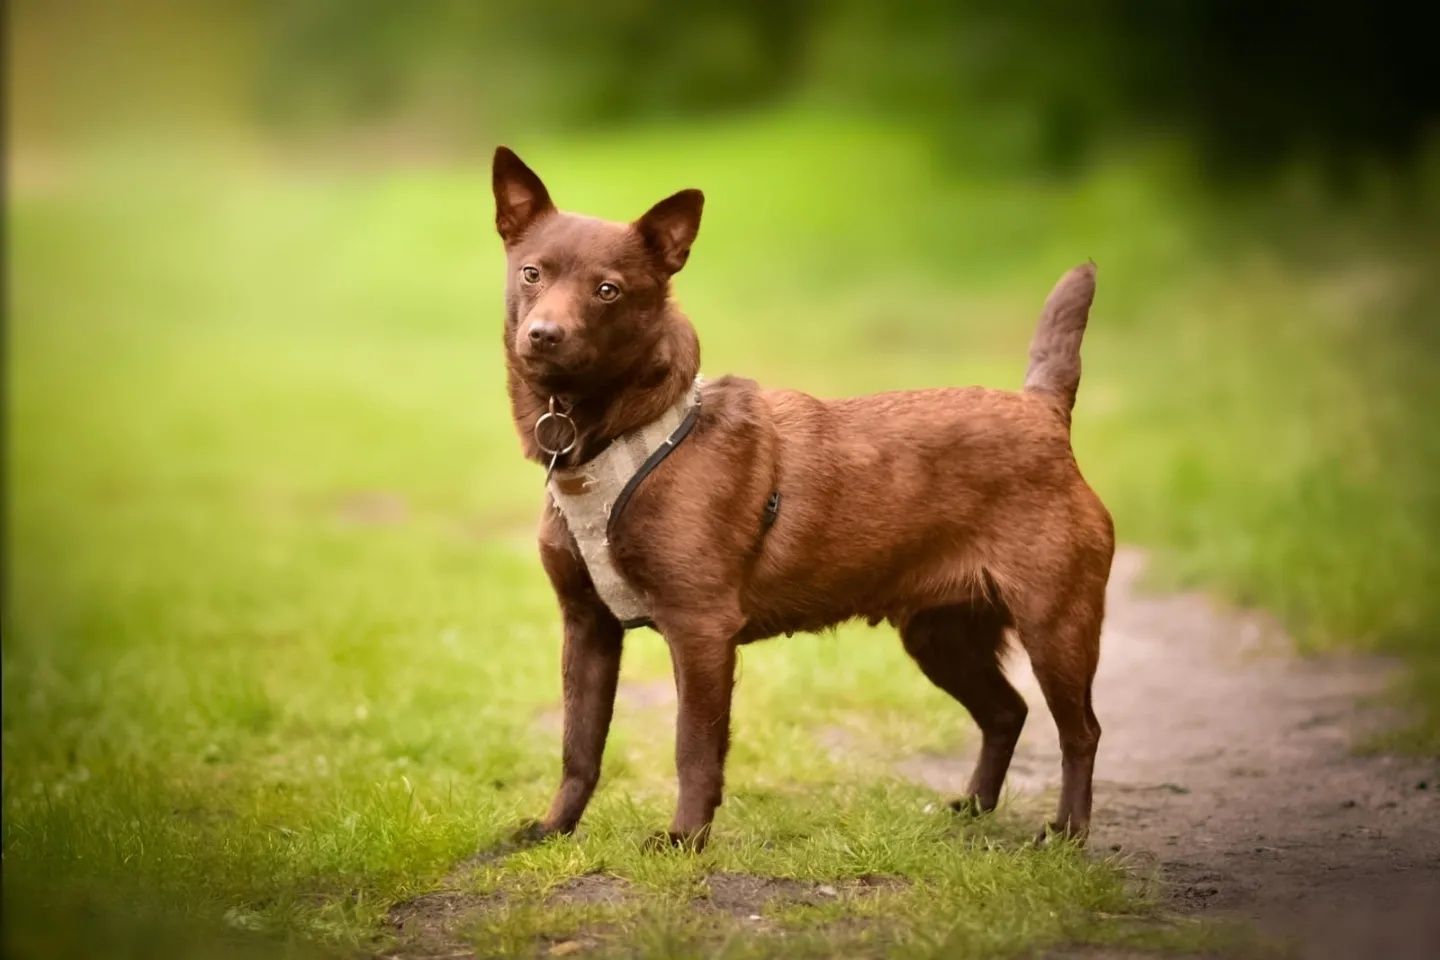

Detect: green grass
[5,109,1436,956]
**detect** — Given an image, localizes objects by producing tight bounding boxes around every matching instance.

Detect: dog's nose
[527,321,564,351]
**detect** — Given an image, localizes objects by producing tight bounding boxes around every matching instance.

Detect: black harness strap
[607,398,702,633]
[605,398,703,542]
[604,393,784,632]
[762,491,782,528]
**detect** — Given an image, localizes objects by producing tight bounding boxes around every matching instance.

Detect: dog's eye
[521,265,541,284]
[596,282,621,302]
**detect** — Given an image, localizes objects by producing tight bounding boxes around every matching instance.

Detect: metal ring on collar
[534,399,579,458]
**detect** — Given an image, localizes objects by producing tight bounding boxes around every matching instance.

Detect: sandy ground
[960,549,1440,958]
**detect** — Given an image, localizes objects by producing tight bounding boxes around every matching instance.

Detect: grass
[5,108,1436,956]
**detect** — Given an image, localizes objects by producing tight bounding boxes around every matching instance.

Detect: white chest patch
[546,378,703,627]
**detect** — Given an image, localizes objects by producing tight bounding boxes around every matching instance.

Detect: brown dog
[493,146,1113,850]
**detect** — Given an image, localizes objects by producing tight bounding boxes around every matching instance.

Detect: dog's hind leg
[1014,597,1103,843]
[900,603,1027,814]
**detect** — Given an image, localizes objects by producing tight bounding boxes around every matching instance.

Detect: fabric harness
[546,377,704,630]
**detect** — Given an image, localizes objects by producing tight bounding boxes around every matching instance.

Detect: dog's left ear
[635,189,704,275]
[493,146,555,247]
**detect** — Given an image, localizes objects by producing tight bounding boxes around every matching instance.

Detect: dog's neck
[506,308,700,468]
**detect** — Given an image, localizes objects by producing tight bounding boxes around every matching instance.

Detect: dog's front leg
[523,516,625,842]
[534,602,624,837]
[657,625,738,850]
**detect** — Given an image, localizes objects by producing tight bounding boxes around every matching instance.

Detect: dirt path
[989,549,1440,957]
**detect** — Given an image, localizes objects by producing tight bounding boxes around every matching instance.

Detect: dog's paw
[1032,821,1088,848]
[948,796,989,819]
[641,829,707,854]
[509,819,561,847]
[458,819,563,866]
[641,830,680,854]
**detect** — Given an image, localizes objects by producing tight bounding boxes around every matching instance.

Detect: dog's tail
[1022,261,1097,428]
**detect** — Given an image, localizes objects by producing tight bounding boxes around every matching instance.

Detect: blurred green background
[6,2,1439,957]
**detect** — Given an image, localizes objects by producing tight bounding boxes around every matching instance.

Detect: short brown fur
[492,146,1114,850]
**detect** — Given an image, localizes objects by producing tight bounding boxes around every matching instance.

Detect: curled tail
[1023,261,1097,427]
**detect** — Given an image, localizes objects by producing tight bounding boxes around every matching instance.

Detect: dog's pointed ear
[635,189,704,275]
[493,147,554,246]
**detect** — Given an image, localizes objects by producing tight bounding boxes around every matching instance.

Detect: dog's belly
[737,531,1002,641]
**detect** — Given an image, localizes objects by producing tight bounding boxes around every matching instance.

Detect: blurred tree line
[13,0,1440,183]
[250,0,1438,179]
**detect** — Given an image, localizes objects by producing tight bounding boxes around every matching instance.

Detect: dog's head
[492,147,702,392]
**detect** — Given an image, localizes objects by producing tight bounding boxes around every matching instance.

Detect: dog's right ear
[493,147,554,247]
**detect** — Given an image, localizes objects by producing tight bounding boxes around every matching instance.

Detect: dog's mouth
[516,353,592,397]
[518,350,579,377]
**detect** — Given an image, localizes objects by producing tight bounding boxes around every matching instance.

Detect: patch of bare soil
[385,890,501,958]
[701,872,902,924]
[546,874,633,908]
[382,867,900,957]
[905,548,1440,960]
[704,872,823,918]
[383,874,633,959]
